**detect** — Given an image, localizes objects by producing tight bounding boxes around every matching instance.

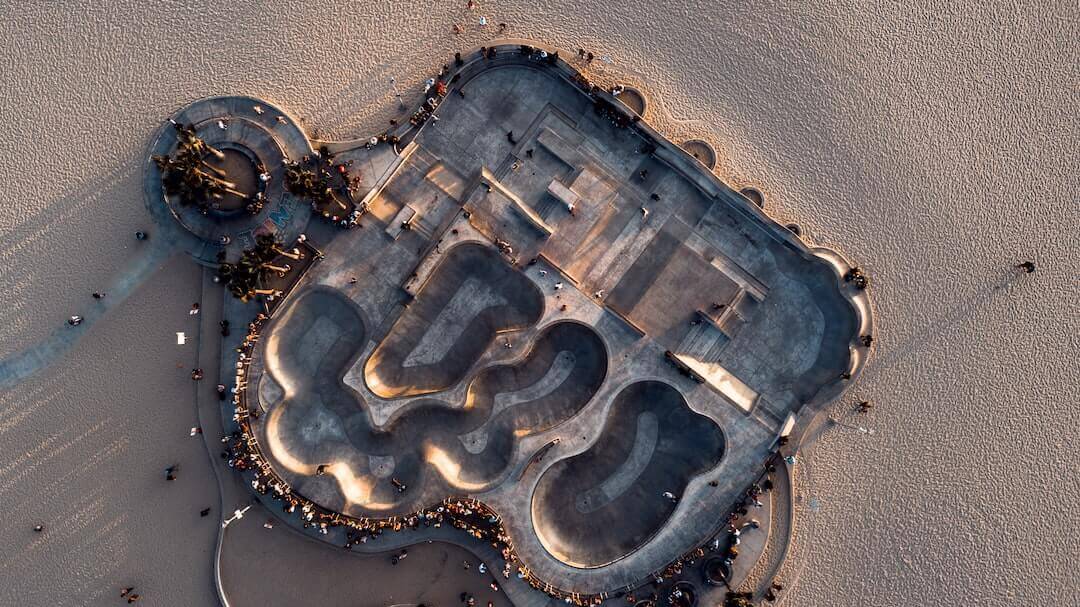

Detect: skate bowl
[365,243,545,399]
[531,381,725,568]
[260,281,607,516]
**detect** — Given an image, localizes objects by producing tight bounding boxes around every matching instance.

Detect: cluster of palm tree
[723,591,754,607]
[216,234,304,302]
[153,122,244,215]
[284,156,349,218]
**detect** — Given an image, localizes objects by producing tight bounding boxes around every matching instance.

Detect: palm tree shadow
[864,269,1026,380]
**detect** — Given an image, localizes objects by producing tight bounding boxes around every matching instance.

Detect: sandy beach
[1,1,1076,605]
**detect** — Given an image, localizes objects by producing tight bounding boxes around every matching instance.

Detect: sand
[0,1,1076,605]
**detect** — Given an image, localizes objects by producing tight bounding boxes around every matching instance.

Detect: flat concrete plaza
[241,47,870,596]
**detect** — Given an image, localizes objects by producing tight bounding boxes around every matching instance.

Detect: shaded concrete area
[365,243,544,398]
[531,381,725,568]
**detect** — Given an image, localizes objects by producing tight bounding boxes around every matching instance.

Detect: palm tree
[217,236,302,302]
[174,122,225,160]
[154,123,242,214]
[285,164,348,213]
[255,233,304,261]
[723,592,755,607]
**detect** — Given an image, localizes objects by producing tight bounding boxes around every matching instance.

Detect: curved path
[258,284,607,517]
[532,381,725,568]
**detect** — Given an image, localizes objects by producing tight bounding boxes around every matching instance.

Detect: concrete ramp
[481,167,554,236]
[424,159,468,201]
[672,354,758,412]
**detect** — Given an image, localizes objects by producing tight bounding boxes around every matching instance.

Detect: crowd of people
[285,146,366,229]
[221,306,793,606]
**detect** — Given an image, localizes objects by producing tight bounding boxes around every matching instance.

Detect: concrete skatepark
[226,43,871,599]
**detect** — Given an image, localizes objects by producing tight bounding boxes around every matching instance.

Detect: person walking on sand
[1016,261,1036,274]
[858,400,872,413]
[92,292,105,299]
[68,315,83,326]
